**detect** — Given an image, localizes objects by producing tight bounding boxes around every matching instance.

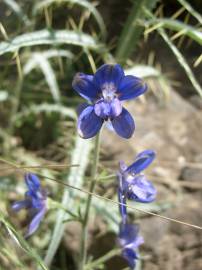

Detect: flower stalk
[79,132,101,270]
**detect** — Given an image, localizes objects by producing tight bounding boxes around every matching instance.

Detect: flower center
[101,82,117,101]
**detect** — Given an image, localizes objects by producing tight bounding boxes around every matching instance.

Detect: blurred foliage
[0,0,201,269]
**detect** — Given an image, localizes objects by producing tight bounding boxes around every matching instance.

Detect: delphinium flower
[12,173,47,237]
[118,222,144,269]
[72,64,147,139]
[118,181,144,269]
[117,150,157,268]
[118,149,157,203]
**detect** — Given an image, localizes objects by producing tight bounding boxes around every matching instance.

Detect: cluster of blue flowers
[117,150,157,268]
[72,63,157,268]
[12,63,157,269]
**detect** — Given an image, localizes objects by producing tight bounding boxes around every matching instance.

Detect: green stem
[115,0,158,64]
[79,132,101,270]
[84,249,121,270]
[43,136,92,268]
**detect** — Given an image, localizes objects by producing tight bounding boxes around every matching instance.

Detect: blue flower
[72,64,147,139]
[118,222,144,269]
[12,173,47,237]
[118,150,157,203]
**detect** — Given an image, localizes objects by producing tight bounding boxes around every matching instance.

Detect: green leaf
[35,49,74,59]
[0,29,104,56]
[143,18,202,45]
[177,0,202,25]
[0,211,48,270]
[144,9,202,97]
[115,0,159,63]
[23,53,61,103]
[125,65,161,78]
[13,103,77,122]
[43,136,93,267]
[158,29,202,96]
[33,0,106,40]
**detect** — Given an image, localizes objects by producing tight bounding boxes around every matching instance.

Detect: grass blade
[23,49,74,72]
[144,8,202,97]
[33,0,106,40]
[125,65,161,78]
[0,29,104,56]
[13,103,77,122]
[38,49,74,59]
[23,53,61,103]
[0,211,48,270]
[143,18,202,45]
[115,0,158,63]
[43,135,93,267]
[177,0,202,24]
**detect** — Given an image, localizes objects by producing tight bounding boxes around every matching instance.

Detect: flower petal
[111,107,135,139]
[122,248,137,269]
[118,75,147,101]
[119,223,140,247]
[26,207,46,237]
[128,175,157,203]
[126,149,156,174]
[78,106,103,139]
[25,173,40,192]
[93,64,124,88]
[77,103,89,116]
[94,98,122,119]
[12,199,31,212]
[72,73,100,101]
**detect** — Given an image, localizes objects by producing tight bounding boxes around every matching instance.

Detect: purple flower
[118,150,157,203]
[72,64,147,139]
[12,173,47,237]
[118,222,144,269]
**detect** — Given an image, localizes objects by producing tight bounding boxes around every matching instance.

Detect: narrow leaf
[0,29,103,56]
[0,211,48,270]
[143,18,202,45]
[24,53,61,103]
[33,0,106,39]
[44,136,93,267]
[13,103,77,122]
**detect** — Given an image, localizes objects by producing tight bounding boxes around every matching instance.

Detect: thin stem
[79,132,101,270]
[84,249,121,270]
